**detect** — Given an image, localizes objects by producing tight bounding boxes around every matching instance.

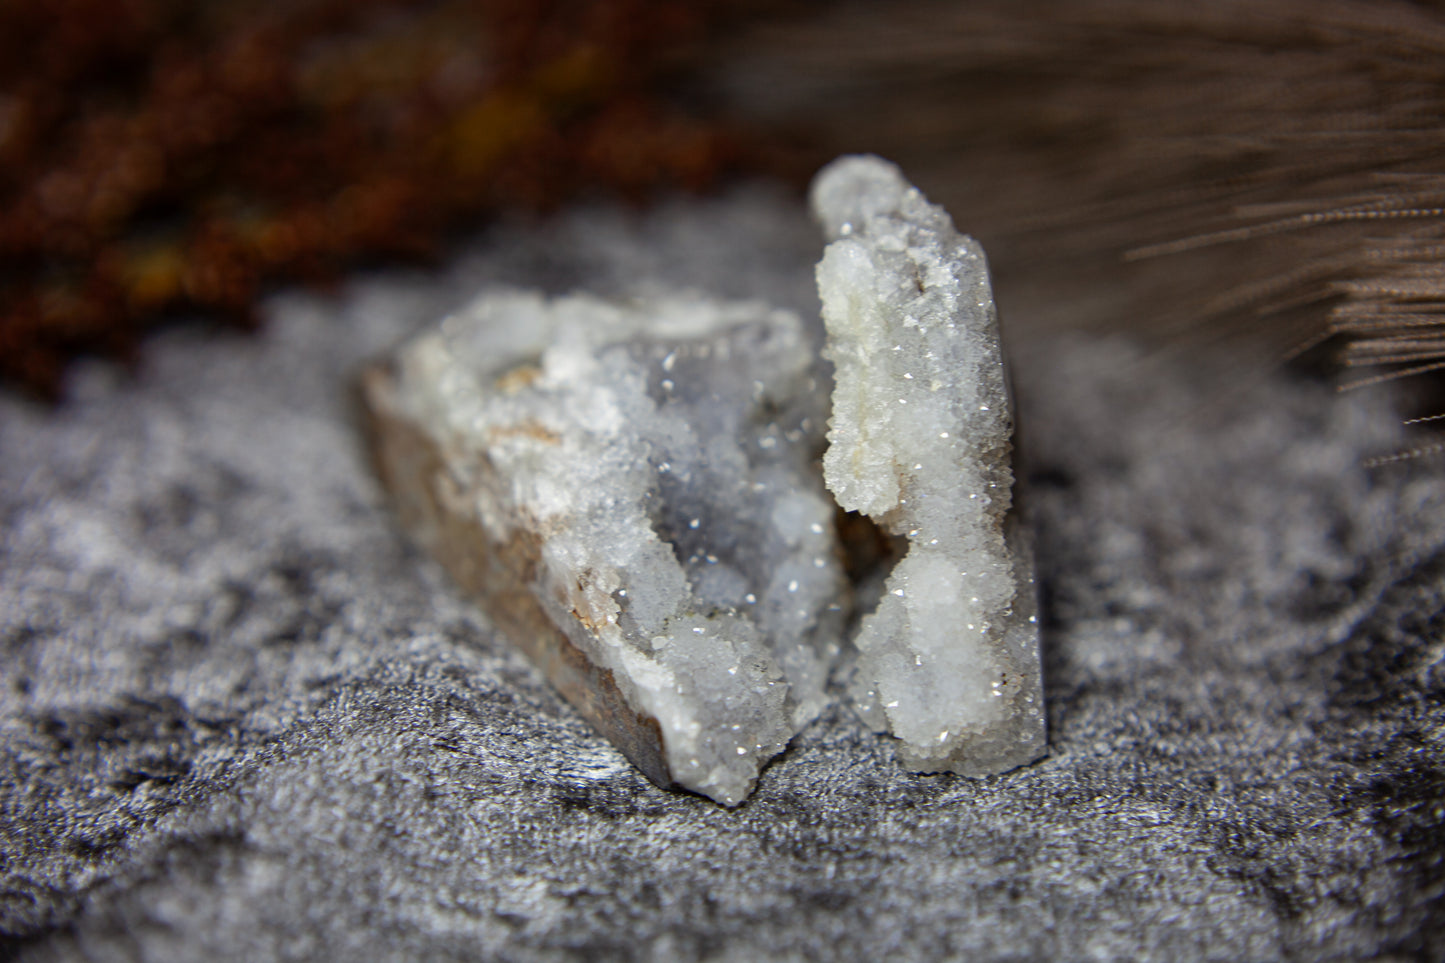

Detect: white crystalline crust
[391,291,844,805]
[811,155,1046,775]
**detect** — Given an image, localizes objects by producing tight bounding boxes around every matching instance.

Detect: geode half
[362,291,846,805]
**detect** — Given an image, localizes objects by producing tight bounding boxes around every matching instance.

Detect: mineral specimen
[811,155,1046,775]
[365,155,1045,803]
[362,291,845,805]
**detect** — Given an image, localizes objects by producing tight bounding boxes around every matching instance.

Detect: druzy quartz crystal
[364,155,1045,804]
[812,155,1046,774]
[363,292,845,805]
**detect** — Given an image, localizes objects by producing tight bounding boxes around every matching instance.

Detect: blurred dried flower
[0,0,743,395]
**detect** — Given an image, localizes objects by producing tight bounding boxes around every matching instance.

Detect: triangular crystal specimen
[363,292,844,805]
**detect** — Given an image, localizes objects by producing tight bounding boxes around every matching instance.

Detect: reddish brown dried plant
[0,0,742,396]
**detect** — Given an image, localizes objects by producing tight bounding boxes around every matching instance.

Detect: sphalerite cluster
[363,156,1046,805]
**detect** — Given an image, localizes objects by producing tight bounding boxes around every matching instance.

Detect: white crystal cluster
[390,291,845,805]
[377,155,1046,802]
[812,156,1046,774]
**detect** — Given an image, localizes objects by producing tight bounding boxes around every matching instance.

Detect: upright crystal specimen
[812,155,1046,774]
[363,291,845,805]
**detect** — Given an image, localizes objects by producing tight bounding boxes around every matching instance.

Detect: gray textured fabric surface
[1,187,1442,962]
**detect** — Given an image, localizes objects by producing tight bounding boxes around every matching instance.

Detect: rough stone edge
[359,361,677,791]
